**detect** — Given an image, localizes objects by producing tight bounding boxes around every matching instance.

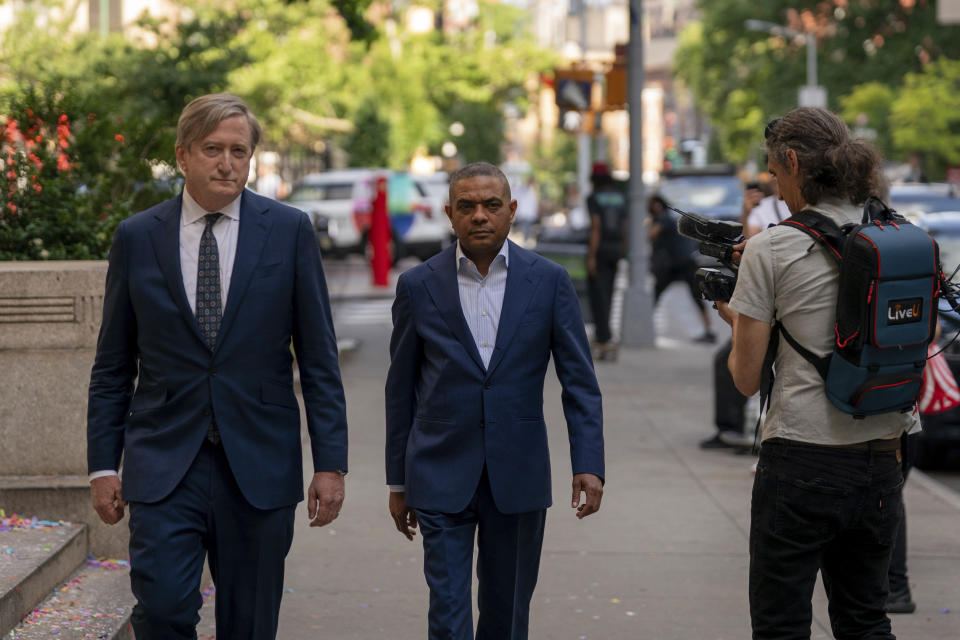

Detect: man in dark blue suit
[385,162,605,639]
[87,94,348,639]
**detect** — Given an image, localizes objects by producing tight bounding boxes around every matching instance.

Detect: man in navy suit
[87,94,348,639]
[385,162,605,639]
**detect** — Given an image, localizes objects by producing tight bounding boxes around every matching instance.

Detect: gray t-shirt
[730,197,920,445]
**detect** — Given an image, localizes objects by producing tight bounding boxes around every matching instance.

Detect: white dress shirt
[180,189,241,314]
[89,189,243,482]
[456,240,510,369]
[389,240,510,492]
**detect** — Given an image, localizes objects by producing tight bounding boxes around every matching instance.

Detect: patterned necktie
[196,213,223,351]
[196,213,223,445]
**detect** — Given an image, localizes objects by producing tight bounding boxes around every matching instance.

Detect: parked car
[889,182,960,215]
[284,169,450,261]
[657,165,744,221]
[284,169,371,256]
[912,212,960,468]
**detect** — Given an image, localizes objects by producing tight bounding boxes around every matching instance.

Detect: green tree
[674,0,960,163]
[890,58,960,178]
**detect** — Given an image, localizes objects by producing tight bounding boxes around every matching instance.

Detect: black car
[657,165,743,222]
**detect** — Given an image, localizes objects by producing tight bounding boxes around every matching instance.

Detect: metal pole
[619,0,656,348]
[99,0,109,37]
[806,33,816,87]
[577,0,591,214]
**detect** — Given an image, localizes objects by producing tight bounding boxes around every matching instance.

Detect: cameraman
[716,107,919,639]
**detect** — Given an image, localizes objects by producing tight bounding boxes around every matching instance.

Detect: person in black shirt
[586,163,628,360]
[647,194,716,344]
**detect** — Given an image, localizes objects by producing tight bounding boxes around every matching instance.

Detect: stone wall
[0,261,129,557]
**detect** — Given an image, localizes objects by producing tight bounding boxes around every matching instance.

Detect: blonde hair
[176,93,261,153]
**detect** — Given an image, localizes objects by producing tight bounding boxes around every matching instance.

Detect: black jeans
[750,438,904,640]
[714,339,747,434]
[588,250,620,344]
[888,432,920,593]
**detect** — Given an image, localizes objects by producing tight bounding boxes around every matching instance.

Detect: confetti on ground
[0,514,72,532]
[86,555,130,569]
[942,608,951,614]
[610,598,621,604]
[626,611,636,617]
[201,583,216,603]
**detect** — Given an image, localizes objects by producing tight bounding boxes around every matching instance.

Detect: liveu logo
[886,297,923,325]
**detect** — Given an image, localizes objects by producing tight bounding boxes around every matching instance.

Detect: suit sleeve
[87,224,138,473]
[550,269,605,481]
[384,274,422,486]
[291,212,349,473]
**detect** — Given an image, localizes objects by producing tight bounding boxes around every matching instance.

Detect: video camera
[671,206,744,302]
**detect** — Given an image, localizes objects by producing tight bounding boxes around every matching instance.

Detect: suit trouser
[128,440,295,640]
[415,469,547,640]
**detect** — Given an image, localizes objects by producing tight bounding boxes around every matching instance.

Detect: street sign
[556,78,592,110]
[554,68,594,111]
[605,68,627,109]
[799,85,827,108]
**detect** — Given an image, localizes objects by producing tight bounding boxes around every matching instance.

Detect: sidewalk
[217,336,960,639]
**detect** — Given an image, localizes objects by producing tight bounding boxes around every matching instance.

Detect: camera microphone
[675,209,743,242]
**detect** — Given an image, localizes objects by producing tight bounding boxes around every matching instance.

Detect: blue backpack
[775,198,941,418]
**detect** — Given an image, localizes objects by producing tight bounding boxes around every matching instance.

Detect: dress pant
[415,468,547,640]
[128,440,295,640]
[750,438,902,640]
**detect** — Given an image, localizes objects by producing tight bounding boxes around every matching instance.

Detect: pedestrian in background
[385,162,604,640]
[586,162,629,359]
[87,93,348,639]
[717,107,917,639]
[513,174,539,243]
[647,193,716,345]
[704,180,782,450]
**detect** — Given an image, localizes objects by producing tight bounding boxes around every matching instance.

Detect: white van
[285,169,452,261]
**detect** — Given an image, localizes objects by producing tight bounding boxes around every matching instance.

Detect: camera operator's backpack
[775,197,941,418]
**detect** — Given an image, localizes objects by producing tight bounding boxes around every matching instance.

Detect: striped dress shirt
[456,240,510,369]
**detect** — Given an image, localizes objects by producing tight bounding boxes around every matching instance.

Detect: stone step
[0,516,87,635]
[6,562,135,639]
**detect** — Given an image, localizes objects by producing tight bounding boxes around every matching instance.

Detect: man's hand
[307,471,345,527]
[572,473,603,519]
[389,491,418,540]
[90,475,125,525]
[586,254,597,277]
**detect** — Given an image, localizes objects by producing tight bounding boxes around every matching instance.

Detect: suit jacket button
[479,420,484,428]
[203,407,211,416]
[484,382,491,389]
[209,367,217,375]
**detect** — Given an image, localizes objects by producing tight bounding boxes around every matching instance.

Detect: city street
[193,257,960,639]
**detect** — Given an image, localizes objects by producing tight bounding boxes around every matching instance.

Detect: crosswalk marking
[333,299,395,327]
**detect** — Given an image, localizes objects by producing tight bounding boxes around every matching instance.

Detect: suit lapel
[148,196,207,346]
[217,190,272,352]
[423,246,485,371]
[486,241,541,377]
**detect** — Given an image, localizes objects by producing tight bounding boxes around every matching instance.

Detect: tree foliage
[1,0,556,259]
[674,0,960,169]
